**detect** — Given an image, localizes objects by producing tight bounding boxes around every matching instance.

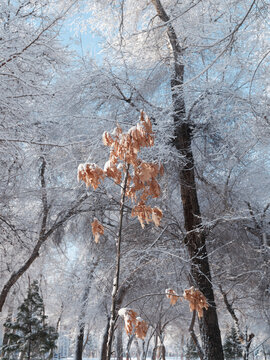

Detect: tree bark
[75,258,99,360]
[151,1,224,359]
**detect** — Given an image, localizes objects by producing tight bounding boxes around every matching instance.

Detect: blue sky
[61,16,102,61]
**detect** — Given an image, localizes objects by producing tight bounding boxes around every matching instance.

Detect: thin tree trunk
[141,340,146,360]
[189,310,204,360]
[151,1,224,359]
[116,325,123,360]
[158,334,166,360]
[75,326,85,360]
[126,335,135,360]
[106,165,130,360]
[100,284,131,360]
[75,258,99,360]
[152,333,158,360]
[134,338,141,360]
[101,317,111,360]
[180,334,184,360]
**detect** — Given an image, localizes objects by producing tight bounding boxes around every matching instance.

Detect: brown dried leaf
[102,131,114,146]
[118,308,138,336]
[91,219,104,243]
[149,179,161,198]
[166,288,179,305]
[77,163,104,190]
[104,160,122,184]
[135,317,148,340]
[131,203,153,228]
[183,286,209,318]
[152,207,163,227]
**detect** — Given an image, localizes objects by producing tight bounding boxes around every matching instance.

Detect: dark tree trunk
[75,258,99,360]
[75,325,85,360]
[152,332,158,360]
[101,317,111,360]
[151,1,224,359]
[173,56,224,360]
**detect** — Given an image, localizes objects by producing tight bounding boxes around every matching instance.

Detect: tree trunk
[152,332,158,360]
[101,317,111,360]
[105,166,130,360]
[134,338,141,360]
[101,283,132,360]
[151,1,224,359]
[126,334,134,360]
[180,335,184,360]
[158,332,166,360]
[75,325,85,360]
[116,325,123,360]
[75,258,99,360]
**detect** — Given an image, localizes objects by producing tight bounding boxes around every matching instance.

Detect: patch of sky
[60,12,103,64]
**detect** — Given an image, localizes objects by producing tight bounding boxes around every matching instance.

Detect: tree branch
[189,310,205,360]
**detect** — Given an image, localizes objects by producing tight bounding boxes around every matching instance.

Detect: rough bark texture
[151,1,224,359]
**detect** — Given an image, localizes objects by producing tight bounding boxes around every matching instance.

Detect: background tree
[185,337,199,360]
[223,326,242,360]
[1,280,58,360]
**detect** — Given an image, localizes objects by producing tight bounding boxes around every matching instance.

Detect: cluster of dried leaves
[118,308,148,340]
[77,163,104,190]
[77,111,163,241]
[166,288,181,305]
[184,287,209,318]
[166,287,209,318]
[91,219,104,243]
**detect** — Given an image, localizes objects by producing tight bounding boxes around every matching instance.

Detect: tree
[186,337,199,360]
[1,280,58,360]
[78,111,163,360]
[66,0,270,356]
[223,326,242,360]
[0,0,87,313]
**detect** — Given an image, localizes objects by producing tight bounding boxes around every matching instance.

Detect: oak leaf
[135,317,148,340]
[152,207,163,227]
[91,219,104,243]
[77,163,104,190]
[118,308,138,336]
[166,288,179,305]
[104,160,122,184]
[183,286,209,318]
[131,203,152,228]
[102,131,114,146]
